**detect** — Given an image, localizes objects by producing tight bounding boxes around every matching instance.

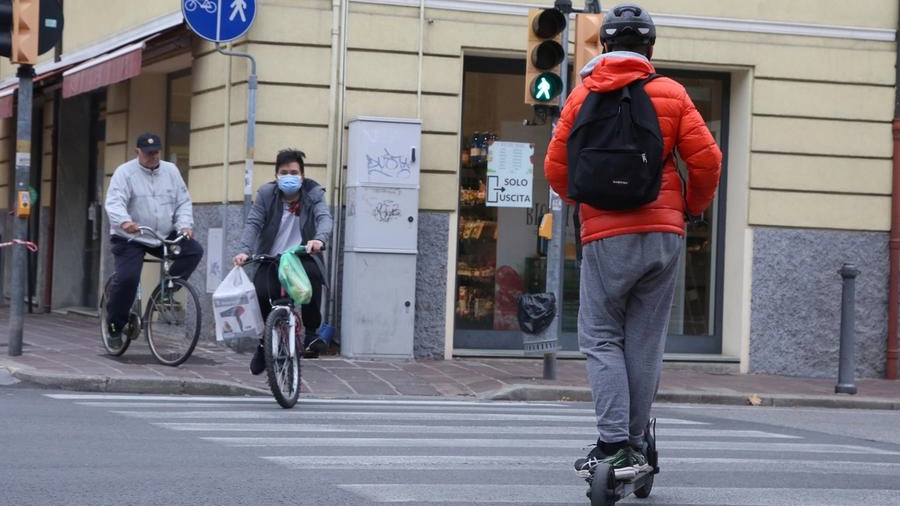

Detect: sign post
[182,0,257,222]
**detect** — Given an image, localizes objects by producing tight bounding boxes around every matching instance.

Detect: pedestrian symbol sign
[529,72,563,103]
[183,0,257,43]
[535,77,552,100]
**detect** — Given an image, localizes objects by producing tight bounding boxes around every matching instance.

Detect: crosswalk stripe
[155,422,794,439]
[658,441,900,455]
[112,410,593,423]
[267,455,900,474]
[202,436,594,447]
[659,457,900,475]
[200,436,896,455]
[79,402,274,408]
[265,455,567,470]
[46,393,272,403]
[339,484,900,505]
[48,393,567,408]
[112,409,706,425]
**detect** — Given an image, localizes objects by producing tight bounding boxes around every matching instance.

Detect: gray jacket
[239,178,333,278]
[104,158,193,246]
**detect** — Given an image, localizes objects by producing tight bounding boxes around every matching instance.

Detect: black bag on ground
[517,293,556,334]
[566,74,666,211]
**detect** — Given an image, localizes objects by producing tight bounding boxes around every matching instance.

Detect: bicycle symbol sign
[183,0,257,43]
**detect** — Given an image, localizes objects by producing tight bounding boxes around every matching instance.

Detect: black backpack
[566,74,666,211]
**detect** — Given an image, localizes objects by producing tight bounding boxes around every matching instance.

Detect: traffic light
[525,8,566,105]
[0,0,63,64]
[574,13,603,79]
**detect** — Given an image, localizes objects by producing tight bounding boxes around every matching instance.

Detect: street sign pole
[215,44,256,223]
[8,64,33,357]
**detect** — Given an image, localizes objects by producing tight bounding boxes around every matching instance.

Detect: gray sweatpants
[578,232,682,448]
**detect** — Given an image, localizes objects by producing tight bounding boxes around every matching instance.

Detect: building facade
[0,0,897,379]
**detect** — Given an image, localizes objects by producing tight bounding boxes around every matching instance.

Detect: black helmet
[600,4,656,46]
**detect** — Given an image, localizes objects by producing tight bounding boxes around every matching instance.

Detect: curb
[488,384,900,410]
[8,368,268,397]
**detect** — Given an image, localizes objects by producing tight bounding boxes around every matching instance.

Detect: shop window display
[456,131,501,328]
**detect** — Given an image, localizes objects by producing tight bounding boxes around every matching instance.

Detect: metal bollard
[835,263,859,395]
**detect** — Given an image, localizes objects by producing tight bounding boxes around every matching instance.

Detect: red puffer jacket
[544,54,722,245]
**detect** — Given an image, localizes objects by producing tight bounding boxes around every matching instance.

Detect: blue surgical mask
[277,174,302,194]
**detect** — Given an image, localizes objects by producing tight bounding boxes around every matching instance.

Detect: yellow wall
[62,1,181,56]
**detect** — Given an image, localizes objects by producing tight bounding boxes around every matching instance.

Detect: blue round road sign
[183,0,257,43]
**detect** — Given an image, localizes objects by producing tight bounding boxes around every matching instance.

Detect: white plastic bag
[213,266,264,341]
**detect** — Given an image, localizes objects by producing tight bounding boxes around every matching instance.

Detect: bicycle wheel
[145,278,201,366]
[99,275,131,356]
[263,307,301,408]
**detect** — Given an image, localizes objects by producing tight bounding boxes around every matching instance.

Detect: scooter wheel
[634,474,654,498]
[589,463,616,506]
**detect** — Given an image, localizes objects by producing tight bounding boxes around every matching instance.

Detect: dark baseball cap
[136,133,162,152]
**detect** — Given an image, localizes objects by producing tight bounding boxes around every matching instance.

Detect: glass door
[663,70,729,354]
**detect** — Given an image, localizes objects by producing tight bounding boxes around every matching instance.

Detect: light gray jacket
[104,158,194,246]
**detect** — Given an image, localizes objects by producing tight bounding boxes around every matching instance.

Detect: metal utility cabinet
[341,117,421,359]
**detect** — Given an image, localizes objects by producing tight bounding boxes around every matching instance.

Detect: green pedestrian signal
[524,8,566,106]
[530,72,563,102]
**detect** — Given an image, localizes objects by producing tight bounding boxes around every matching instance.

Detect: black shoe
[304,336,327,357]
[574,445,607,479]
[249,343,265,375]
[106,321,123,349]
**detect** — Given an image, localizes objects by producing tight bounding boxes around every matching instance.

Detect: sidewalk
[1,307,899,409]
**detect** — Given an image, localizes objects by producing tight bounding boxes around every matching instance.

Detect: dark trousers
[106,234,204,328]
[253,254,323,345]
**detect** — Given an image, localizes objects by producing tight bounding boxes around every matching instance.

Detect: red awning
[62,42,144,99]
[0,67,67,119]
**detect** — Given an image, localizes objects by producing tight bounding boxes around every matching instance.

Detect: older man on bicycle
[104,132,204,348]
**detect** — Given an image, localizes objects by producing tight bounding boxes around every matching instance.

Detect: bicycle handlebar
[244,244,325,265]
[133,225,187,245]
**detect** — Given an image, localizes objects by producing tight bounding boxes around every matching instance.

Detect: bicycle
[243,245,320,408]
[99,226,202,366]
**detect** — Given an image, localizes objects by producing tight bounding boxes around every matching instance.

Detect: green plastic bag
[277,245,312,306]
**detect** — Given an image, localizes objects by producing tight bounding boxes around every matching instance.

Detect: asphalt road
[2,386,900,506]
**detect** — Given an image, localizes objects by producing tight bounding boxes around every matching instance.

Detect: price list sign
[486,141,534,208]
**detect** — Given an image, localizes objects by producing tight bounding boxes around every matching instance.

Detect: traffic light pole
[8,64,33,357]
[539,0,574,380]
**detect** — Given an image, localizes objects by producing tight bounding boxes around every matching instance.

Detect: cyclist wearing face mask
[233,148,333,369]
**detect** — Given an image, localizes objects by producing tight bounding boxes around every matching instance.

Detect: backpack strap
[635,72,679,190]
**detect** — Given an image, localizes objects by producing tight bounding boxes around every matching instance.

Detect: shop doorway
[51,91,106,313]
[452,56,729,355]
